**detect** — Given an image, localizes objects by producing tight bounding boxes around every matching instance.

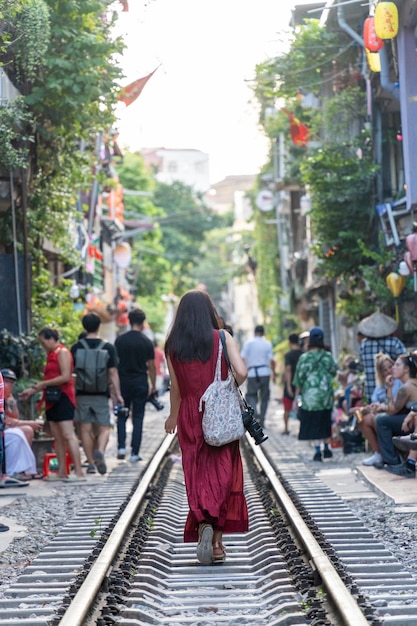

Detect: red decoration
[281,109,310,146]
[363,17,384,52]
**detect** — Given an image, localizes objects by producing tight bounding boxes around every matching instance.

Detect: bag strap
[80,339,106,350]
[219,330,249,410]
[214,336,223,381]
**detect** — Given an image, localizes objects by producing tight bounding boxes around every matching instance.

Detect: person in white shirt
[241,325,276,426]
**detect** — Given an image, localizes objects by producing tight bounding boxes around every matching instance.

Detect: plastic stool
[43,452,72,477]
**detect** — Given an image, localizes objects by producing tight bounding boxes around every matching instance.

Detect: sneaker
[323,449,333,459]
[386,461,416,478]
[93,450,107,475]
[362,452,383,466]
[313,451,322,462]
[117,449,126,460]
[86,464,96,474]
[130,454,142,463]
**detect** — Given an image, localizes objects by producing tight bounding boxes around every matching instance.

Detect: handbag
[45,386,62,403]
[199,331,245,447]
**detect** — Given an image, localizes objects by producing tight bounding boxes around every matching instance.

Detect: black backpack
[74,339,109,393]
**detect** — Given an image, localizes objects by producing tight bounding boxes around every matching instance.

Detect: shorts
[282,396,293,411]
[46,392,75,423]
[75,395,111,427]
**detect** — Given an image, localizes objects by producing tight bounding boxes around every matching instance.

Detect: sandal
[196,523,213,565]
[212,541,226,564]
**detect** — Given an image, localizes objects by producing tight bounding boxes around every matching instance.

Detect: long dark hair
[165,290,221,362]
[398,353,417,379]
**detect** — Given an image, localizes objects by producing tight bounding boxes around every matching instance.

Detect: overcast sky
[116,1,311,184]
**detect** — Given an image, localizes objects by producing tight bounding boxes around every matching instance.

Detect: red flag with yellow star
[118,68,158,107]
[281,108,310,146]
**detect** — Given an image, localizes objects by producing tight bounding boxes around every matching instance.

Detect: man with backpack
[71,313,123,475]
[115,308,156,462]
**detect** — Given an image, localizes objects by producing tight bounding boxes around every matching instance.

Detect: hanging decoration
[365,49,381,73]
[398,260,410,276]
[374,2,399,39]
[363,16,384,52]
[386,272,406,322]
[406,233,417,308]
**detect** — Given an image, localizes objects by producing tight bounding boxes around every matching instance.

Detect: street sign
[256,189,274,212]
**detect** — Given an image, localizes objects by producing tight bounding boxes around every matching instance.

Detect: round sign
[256,189,274,212]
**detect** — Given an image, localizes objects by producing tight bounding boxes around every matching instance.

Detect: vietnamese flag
[118,68,158,107]
[281,108,310,146]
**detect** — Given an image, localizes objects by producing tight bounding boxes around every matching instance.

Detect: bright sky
[116,0,298,184]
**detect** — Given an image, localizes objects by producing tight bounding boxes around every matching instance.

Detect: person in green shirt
[293,326,337,462]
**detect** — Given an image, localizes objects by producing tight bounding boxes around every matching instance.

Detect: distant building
[140,147,210,193]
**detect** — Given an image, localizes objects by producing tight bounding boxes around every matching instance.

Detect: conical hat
[357,311,398,338]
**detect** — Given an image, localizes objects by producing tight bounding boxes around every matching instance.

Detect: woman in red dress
[165,290,248,565]
[20,328,85,481]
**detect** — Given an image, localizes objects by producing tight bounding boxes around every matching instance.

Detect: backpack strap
[80,339,106,350]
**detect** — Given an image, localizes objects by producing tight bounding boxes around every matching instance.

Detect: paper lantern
[363,17,384,52]
[365,49,381,73]
[386,272,405,297]
[399,260,410,276]
[374,2,399,40]
[114,242,132,269]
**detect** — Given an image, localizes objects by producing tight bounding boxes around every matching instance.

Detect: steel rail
[247,434,370,626]
[58,434,176,626]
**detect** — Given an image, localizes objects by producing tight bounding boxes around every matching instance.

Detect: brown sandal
[212,541,226,563]
[196,523,213,565]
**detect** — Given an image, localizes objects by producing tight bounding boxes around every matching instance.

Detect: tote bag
[199,335,244,447]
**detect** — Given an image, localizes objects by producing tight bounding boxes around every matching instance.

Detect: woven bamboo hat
[357,311,398,338]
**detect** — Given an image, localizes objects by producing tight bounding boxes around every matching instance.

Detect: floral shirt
[293,349,337,411]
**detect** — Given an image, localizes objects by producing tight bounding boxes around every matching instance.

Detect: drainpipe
[337,6,367,77]
[379,44,400,99]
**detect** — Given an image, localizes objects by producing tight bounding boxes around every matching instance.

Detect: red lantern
[363,17,384,52]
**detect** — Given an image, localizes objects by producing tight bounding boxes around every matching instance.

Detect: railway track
[1,430,417,625]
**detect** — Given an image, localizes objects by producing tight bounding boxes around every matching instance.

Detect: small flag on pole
[281,108,310,146]
[118,68,158,107]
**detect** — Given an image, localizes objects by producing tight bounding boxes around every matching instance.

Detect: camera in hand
[114,403,129,418]
[146,392,164,411]
[242,405,268,445]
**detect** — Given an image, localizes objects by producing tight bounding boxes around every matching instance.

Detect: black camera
[146,392,164,411]
[242,405,268,445]
[114,403,129,418]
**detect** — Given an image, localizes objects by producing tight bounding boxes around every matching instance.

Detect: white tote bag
[199,336,244,447]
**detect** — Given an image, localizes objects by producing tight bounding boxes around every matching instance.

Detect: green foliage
[0,97,32,169]
[336,242,396,322]
[153,181,225,296]
[301,138,378,280]
[31,268,84,349]
[26,0,123,135]
[0,328,43,378]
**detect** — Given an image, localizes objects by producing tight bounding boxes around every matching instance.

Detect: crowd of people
[1,292,416,561]
[0,308,165,490]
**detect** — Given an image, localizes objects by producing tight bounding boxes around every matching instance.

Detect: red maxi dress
[171,329,249,542]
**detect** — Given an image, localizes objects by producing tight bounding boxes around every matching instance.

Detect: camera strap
[219,330,250,411]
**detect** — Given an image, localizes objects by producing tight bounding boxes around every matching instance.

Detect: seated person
[387,411,417,478]
[359,353,402,466]
[2,369,43,445]
[376,353,417,471]
[2,369,43,479]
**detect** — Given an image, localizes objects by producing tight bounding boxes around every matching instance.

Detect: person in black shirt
[282,334,303,434]
[115,309,156,462]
